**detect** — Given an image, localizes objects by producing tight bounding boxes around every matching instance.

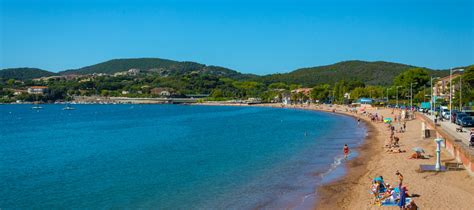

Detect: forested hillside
[59,58,256,80]
[258,60,449,86]
[0,68,57,80]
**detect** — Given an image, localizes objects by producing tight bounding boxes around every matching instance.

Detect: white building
[27,86,48,94]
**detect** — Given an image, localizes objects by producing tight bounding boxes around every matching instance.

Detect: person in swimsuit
[343,144,350,159]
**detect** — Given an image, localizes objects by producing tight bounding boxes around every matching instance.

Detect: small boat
[31,102,43,109]
[31,105,43,109]
[63,104,76,110]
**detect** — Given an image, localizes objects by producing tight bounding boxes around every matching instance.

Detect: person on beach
[386,148,406,153]
[393,136,400,147]
[396,170,404,186]
[407,200,418,210]
[409,151,423,159]
[403,122,406,132]
[398,186,407,210]
[343,144,350,159]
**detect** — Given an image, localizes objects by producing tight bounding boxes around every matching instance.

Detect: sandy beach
[236,103,474,209]
[314,105,474,209]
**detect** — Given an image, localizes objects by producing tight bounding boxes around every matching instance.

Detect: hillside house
[151,87,174,97]
[27,86,48,94]
[433,74,462,100]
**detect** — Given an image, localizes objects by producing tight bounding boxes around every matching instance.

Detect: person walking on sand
[343,144,350,159]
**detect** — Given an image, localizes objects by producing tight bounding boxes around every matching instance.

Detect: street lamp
[396,86,402,107]
[431,76,440,121]
[449,68,464,122]
[410,82,418,109]
[386,87,390,102]
[459,76,463,111]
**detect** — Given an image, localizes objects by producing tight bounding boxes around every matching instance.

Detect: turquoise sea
[0,104,366,209]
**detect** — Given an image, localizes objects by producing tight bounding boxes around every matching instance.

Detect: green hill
[258,60,449,86]
[1,59,452,86]
[0,68,57,80]
[59,58,256,80]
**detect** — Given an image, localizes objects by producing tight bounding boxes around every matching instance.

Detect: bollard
[434,138,444,171]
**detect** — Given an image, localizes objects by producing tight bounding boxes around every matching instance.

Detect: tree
[350,86,384,99]
[210,89,224,98]
[393,68,430,98]
[310,84,330,102]
[268,82,289,90]
[452,65,474,108]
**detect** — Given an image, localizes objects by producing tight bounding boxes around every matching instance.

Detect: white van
[441,106,450,119]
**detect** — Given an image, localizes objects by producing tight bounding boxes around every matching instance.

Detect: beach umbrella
[412,147,425,153]
[383,118,392,124]
[373,177,384,184]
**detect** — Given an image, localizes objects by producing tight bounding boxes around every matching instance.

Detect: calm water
[0,104,365,209]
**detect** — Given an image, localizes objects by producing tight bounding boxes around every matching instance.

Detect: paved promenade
[420,112,474,155]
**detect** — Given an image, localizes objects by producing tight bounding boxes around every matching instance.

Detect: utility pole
[460,77,462,111]
[431,76,440,121]
[410,82,413,109]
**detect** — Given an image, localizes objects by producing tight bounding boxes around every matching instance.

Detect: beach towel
[380,197,412,206]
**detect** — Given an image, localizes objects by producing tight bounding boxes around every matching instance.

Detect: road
[422,113,472,147]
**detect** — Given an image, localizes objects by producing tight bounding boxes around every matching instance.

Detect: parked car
[464,110,474,117]
[451,111,463,123]
[455,113,469,125]
[441,108,450,120]
[460,116,474,127]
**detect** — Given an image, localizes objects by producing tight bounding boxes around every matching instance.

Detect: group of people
[368,112,384,123]
[371,171,418,209]
[349,107,424,209]
[386,122,406,153]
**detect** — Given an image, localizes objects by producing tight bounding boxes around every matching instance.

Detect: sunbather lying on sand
[386,148,406,153]
[409,151,424,159]
[378,187,398,203]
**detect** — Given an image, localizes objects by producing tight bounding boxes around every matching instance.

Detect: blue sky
[0,0,473,74]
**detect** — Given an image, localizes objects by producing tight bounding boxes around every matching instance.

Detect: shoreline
[313,108,379,209]
[216,103,375,208]
[198,102,474,209]
[4,103,474,208]
[250,103,377,209]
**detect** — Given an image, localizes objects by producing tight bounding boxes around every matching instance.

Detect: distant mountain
[0,68,57,80]
[59,58,256,80]
[258,60,449,86]
[1,59,453,86]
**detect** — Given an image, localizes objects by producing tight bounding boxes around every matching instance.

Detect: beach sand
[312,105,474,210]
